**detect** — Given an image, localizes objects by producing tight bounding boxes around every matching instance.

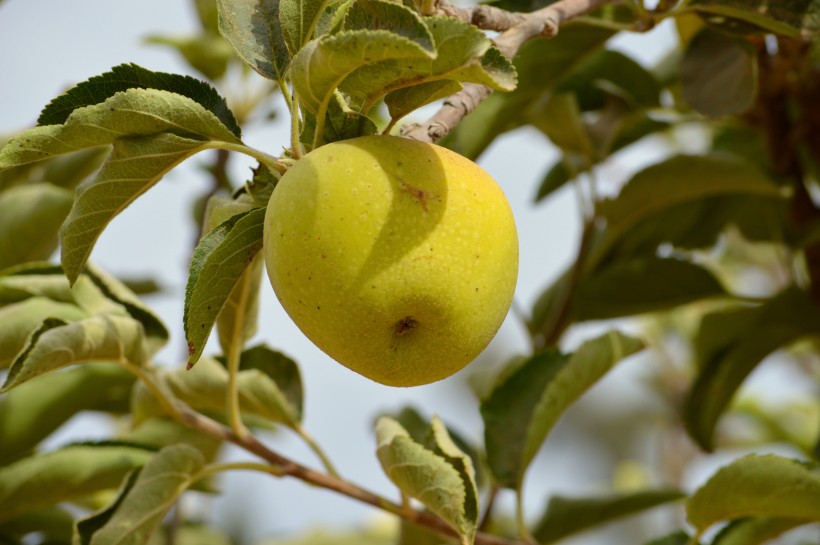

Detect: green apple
[263,135,518,386]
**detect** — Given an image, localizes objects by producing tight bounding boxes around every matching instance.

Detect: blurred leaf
[228,344,304,422]
[375,416,477,542]
[533,489,685,543]
[532,93,594,158]
[644,532,692,545]
[555,49,660,110]
[442,23,614,160]
[1,315,146,393]
[36,63,240,136]
[688,0,819,36]
[217,253,264,359]
[687,454,820,533]
[0,298,86,369]
[594,154,783,266]
[0,184,72,269]
[185,207,266,364]
[520,331,643,484]
[0,507,73,541]
[680,28,757,118]
[685,286,820,451]
[481,350,567,488]
[134,356,301,428]
[75,445,204,545]
[398,519,456,545]
[123,417,223,462]
[483,332,642,489]
[145,34,236,81]
[710,517,806,545]
[217,0,291,80]
[567,257,726,321]
[0,444,153,524]
[148,523,234,545]
[259,526,394,545]
[0,363,134,465]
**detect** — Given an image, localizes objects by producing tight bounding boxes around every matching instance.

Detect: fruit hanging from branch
[263,135,518,386]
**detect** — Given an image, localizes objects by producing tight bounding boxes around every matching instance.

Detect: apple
[263,135,518,386]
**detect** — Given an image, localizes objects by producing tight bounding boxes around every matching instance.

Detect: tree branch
[402,0,612,143]
[174,405,524,545]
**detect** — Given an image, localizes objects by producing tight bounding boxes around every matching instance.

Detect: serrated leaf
[217,0,291,79]
[711,517,806,545]
[481,351,567,488]
[74,445,205,545]
[1,315,146,393]
[0,363,134,465]
[687,454,820,533]
[375,417,477,542]
[520,331,643,484]
[185,207,266,364]
[689,0,819,36]
[135,356,300,428]
[533,489,685,543]
[0,184,73,269]
[685,286,820,451]
[429,417,478,543]
[36,64,239,136]
[0,298,87,369]
[680,28,757,118]
[280,0,332,55]
[385,80,462,124]
[0,444,154,524]
[290,29,435,116]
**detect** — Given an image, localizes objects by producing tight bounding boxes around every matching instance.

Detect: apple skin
[263,135,518,387]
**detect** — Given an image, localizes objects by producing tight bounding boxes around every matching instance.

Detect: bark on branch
[402,0,612,143]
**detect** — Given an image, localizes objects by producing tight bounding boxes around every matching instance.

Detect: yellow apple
[263,135,518,386]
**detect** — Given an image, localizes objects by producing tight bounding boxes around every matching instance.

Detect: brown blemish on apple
[394,316,418,336]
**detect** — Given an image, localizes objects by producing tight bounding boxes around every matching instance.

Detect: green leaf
[481,351,567,488]
[594,154,784,265]
[134,356,301,428]
[711,517,807,545]
[533,489,685,543]
[521,331,643,482]
[0,298,87,369]
[0,444,154,524]
[644,531,692,545]
[1,315,146,393]
[567,257,726,321]
[122,417,223,462]
[555,49,660,110]
[37,63,240,137]
[385,80,462,124]
[290,28,435,116]
[217,0,291,80]
[228,344,304,423]
[0,184,73,269]
[688,0,820,36]
[300,94,379,146]
[82,264,169,356]
[687,454,820,534]
[0,507,74,541]
[280,0,332,55]
[532,92,594,158]
[145,34,235,81]
[680,28,757,118]
[185,207,266,364]
[684,286,820,451]
[375,416,477,542]
[0,363,134,465]
[74,445,205,545]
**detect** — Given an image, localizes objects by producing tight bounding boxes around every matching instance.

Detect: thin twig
[403,0,612,143]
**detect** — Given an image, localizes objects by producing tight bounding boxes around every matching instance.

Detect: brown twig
[175,404,524,545]
[403,0,612,143]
